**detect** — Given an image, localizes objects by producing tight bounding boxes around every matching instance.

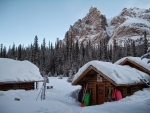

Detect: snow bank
[80,88,150,113]
[0,58,43,83]
[115,57,150,71]
[0,77,150,113]
[72,60,150,85]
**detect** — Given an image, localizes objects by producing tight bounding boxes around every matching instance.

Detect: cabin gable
[120,58,150,75]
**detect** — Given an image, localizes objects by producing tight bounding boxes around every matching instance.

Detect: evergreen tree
[143,31,148,54]
[18,44,22,60]
[40,38,46,74]
[112,39,117,63]
[131,41,136,57]
[108,44,112,61]
[0,44,3,57]
[11,43,16,59]
[2,46,6,58]
[126,43,131,56]
[102,39,108,61]
[65,32,69,60]
[33,35,39,66]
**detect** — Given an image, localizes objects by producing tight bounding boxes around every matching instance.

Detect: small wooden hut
[72,60,150,105]
[0,58,44,91]
[115,57,150,75]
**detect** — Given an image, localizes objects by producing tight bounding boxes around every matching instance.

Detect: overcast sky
[0,0,150,48]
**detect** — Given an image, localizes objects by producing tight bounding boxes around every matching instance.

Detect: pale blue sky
[0,0,150,48]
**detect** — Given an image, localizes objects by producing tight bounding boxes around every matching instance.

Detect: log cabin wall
[85,71,115,105]
[0,82,35,91]
[117,84,146,98]
[20,82,34,90]
[76,69,148,106]
[88,73,114,105]
[117,87,127,98]
[0,84,13,91]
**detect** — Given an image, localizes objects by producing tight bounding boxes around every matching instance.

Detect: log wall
[80,73,114,105]
[0,82,35,91]
[86,73,114,105]
[78,72,145,105]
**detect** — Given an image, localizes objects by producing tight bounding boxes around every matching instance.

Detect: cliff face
[63,6,108,45]
[108,7,150,45]
[63,7,150,46]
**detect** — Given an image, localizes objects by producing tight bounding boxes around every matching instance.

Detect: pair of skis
[81,84,88,107]
[141,78,150,87]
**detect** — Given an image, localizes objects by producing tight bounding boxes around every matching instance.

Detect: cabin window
[99,88,104,95]
[97,74,102,82]
[13,84,19,90]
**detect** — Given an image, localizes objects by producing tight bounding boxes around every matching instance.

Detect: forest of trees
[0,31,149,78]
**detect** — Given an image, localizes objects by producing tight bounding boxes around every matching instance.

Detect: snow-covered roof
[0,58,44,83]
[72,60,150,85]
[115,57,150,72]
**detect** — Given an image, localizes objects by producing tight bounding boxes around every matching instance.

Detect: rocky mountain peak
[63,7,150,46]
[89,6,102,15]
[64,6,108,45]
[108,7,150,45]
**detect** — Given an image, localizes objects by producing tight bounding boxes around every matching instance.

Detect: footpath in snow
[0,77,150,113]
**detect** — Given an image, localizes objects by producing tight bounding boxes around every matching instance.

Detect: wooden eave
[72,65,145,87]
[72,65,117,86]
[0,80,44,85]
[119,58,150,75]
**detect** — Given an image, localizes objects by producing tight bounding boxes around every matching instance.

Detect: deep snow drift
[0,77,150,113]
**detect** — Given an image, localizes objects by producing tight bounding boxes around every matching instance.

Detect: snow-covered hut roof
[72,60,150,85]
[115,57,150,75]
[0,58,44,83]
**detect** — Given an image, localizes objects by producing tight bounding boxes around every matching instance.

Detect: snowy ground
[0,77,150,113]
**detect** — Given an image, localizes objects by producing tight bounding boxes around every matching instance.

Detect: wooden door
[95,83,105,104]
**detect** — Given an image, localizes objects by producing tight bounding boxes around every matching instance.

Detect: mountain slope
[63,6,108,45]
[63,7,150,45]
[108,7,150,45]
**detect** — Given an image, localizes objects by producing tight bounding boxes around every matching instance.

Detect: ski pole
[36,83,44,101]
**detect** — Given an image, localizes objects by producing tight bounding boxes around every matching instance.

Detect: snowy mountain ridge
[108,7,150,45]
[63,7,150,46]
[63,6,108,45]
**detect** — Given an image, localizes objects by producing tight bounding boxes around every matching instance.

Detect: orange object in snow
[80,103,86,107]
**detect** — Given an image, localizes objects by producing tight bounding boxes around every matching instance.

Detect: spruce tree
[11,43,16,59]
[2,46,6,58]
[33,35,39,66]
[143,31,148,54]
[65,32,69,60]
[131,41,136,57]
[0,44,3,58]
[18,44,22,60]
[112,39,117,63]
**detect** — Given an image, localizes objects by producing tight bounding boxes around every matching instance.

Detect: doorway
[95,83,105,104]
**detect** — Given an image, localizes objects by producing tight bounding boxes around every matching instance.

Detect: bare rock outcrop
[63,6,108,45]
[108,7,150,45]
[63,7,150,46]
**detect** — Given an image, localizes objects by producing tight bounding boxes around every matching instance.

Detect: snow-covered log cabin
[115,57,150,75]
[0,58,44,91]
[72,59,150,106]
